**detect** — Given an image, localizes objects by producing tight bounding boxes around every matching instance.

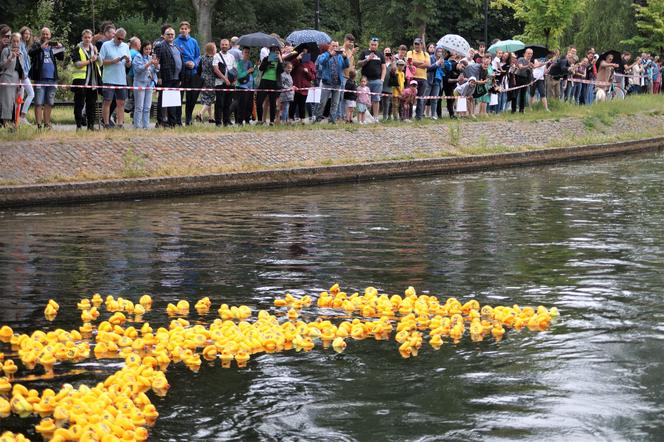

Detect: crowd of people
[0,21,662,131]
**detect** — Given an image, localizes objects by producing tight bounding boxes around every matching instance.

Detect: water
[1,152,664,441]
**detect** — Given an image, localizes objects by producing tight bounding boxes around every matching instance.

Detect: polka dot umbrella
[286,29,332,47]
[436,34,471,57]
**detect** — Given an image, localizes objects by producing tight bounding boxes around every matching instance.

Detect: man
[406,37,430,120]
[583,48,596,105]
[99,27,131,128]
[229,36,242,61]
[212,38,236,126]
[530,50,549,111]
[95,23,115,52]
[154,26,184,127]
[28,27,64,129]
[335,33,356,122]
[512,48,533,113]
[315,41,349,124]
[546,48,571,101]
[358,37,386,118]
[175,21,201,125]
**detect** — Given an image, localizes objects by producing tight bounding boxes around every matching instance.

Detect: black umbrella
[595,50,623,71]
[292,42,321,60]
[236,32,282,48]
[515,45,550,60]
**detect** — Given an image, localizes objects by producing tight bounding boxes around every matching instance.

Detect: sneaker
[20,116,33,126]
[431,116,438,120]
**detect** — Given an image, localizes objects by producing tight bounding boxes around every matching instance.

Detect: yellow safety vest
[71,46,101,81]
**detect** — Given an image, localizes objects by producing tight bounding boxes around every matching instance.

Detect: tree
[622,0,664,54]
[573,0,636,53]
[191,0,215,44]
[492,0,582,48]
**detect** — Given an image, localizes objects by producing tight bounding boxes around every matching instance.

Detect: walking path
[1,113,663,207]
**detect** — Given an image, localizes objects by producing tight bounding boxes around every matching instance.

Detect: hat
[397,59,406,65]
[413,38,422,44]
[468,76,477,82]
[410,80,418,86]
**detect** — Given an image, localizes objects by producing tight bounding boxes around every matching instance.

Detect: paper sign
[162,90,182,108]
[52,47,65,55]
[455,97,467,112]
[490,94,499,106]
[306,87,321,104]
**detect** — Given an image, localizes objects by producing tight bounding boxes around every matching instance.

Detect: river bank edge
[2,135,663,208]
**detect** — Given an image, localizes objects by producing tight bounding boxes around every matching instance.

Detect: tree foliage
[492,0,583,48]
[573,0,637,53]
[622,0,664,53]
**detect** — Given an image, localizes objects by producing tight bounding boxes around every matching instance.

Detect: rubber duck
[332,337,347,354]
[219,350,234,368]
[2,360,17,379]
[39,352,57,377]
[430,334,443,349]
[202,345,217,361]
[134,304,146,317]
[0,377,11,396]
[166,303,179,316]
[287,308,299,321]
[235,350,250,368]
[139,294,153,310]
[10,392,33,417]
[492,324,505,340]
[0,326,13,343]
[90,293,103,307]
[35,417,57,439]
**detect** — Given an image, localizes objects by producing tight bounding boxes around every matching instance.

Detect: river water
[1,152,663,441]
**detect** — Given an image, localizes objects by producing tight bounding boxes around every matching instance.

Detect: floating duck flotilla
[0,285,559,441]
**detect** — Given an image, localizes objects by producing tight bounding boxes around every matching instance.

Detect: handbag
[218,54,237,83]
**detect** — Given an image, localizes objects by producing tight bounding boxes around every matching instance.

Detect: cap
[413,38,422,44]
[468,76,477,82]
[410,80,418,85]
[396,59,406,65]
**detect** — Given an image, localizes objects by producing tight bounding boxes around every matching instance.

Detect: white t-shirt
[213,51,237,86]
[492,56,501,72]
[533,64,546,80]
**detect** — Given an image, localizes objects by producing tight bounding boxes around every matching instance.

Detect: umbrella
[236,32,282,48]
[15,88,23,130]
[286,29,331,47]
[488,39,525,55]
[515,45,549,60]
[436,34,470,57]
[292,42,321,61]
[596,50,623,71]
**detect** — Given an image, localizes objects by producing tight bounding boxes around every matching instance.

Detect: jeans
[336,76,347,120]
[381,93,392,119]
[316,83,340,123]
[573,83,583,104]
[21,78,34,115]
[585,84,594,105]
[429,82,441,117]
[415,78,427,119]
[133,85,153,129]
[280,101,291,122]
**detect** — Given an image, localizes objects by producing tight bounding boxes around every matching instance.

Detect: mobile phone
[48,41,59,46]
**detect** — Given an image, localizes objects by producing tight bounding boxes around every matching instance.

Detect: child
[279,62,294,124]
[356,76,371,124]
[392,59,406,120]
[454,76,477,118]
[344,70,357,123]
[401,80,418,121]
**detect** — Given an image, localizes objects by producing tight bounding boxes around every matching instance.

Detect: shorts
[368,79,383,102]
[34,80,57,106]
[531,79,546,98]
[102,84,128,101]
[345,100,356,108]
[357,103,367,113]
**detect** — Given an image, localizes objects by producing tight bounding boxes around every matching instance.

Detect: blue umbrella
[488,39,526,55]
[286,29,331,47]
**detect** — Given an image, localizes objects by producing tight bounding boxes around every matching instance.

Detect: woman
[132,41,158,129]
[18,27,34,125]
[0,33,27,128]
[235,47,255,125]
[426,47,445,119]
[256,45,283,125]
[289,48,316,122]
[196,42,216,123]
[71,29,101,130]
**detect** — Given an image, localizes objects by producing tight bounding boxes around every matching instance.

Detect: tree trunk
[191,0,213,44]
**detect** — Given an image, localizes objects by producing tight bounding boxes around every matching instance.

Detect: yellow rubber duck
[429,334,443,349]
[139,294,153,310]
[332,337,347,353]
[10,392,33,417]
[0,326,13,343]
[35,417,57,439]
[235,350,250,368]
[0,397,10,418]
[39,352,57,377]
[2,360,17,379]
[492,324,505,340]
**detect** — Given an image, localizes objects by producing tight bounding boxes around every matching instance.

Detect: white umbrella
[436,34,471,57]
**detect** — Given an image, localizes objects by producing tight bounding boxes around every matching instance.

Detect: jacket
[154,41,184,82]
[0,47,28,82]
[132,54,157,86]
[291,58,316,95]
[315,52,349,85]
[28,42,64,81]
[174,35,200,71]
[71,44,101,83]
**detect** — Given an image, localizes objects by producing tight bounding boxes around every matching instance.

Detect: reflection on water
[1,152,664,440]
